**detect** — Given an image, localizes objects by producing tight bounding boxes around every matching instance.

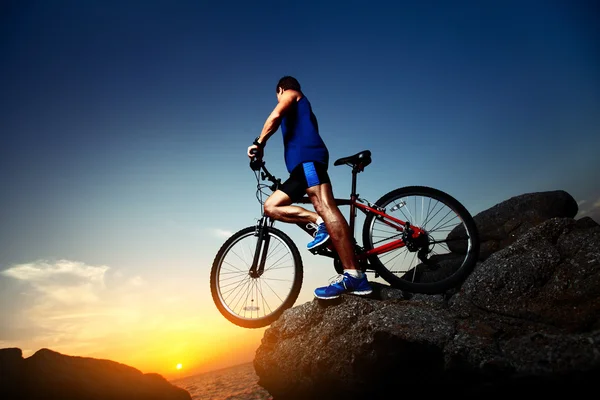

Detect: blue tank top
[281,96,329,173]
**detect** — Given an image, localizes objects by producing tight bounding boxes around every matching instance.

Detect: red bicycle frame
[254,153,426,263]
[296,196,426,260]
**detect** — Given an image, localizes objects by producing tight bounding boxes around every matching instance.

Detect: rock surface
[0,348,191,400]
[253,191,600,399]
[467,189,578,260]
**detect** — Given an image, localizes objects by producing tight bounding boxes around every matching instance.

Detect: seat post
[348,167,359,232]
[350,167,359,198]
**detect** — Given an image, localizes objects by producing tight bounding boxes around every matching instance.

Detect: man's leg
[305,183,358,270]
[263,190,318,225]
[307,183,372,299]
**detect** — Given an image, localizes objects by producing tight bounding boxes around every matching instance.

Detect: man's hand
[247,144,262,158]
[248,136,265,158]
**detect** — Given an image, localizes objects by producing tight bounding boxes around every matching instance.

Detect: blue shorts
[280,161,330,202]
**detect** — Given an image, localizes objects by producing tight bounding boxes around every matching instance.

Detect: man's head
[276,76,301,95]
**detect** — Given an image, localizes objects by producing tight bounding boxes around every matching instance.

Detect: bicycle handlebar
[249,148,264,171]
[249,150,280,191]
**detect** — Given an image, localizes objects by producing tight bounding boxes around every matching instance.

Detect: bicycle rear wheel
[210,226,303,328]
[362,186,479,294]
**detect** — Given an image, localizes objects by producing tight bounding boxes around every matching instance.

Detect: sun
[176,363,182,370]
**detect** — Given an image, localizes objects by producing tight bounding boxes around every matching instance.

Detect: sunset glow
[0,259,268,379]
[1,0,598,386]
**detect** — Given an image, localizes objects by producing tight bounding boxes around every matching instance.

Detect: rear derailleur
[402,222,434,266]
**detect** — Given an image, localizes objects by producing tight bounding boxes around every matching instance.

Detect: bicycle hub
[403,223,429,252]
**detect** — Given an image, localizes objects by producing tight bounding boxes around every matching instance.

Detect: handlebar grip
[249,147,263,171]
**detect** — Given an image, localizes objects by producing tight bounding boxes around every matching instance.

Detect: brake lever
[249,148,264,171]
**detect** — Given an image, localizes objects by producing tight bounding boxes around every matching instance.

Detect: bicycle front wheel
[210,226,303,328]
[362,186,480,294]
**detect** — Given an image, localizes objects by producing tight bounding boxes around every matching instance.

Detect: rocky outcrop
[253,190,600,399]
[0,348,191,400]
[467,189,578,261]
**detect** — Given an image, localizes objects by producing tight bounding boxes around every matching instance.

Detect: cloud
[0,259,128,348]
[2,259,108,281]
[2,259,109,305]
[129,275,145,286]
[211,228,233,239]
[0,258,197,363]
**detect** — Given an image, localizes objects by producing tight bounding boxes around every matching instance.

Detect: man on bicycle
[246,76,372,299]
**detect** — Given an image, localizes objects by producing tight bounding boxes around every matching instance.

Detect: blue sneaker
[314,272,373,300]
[307,222,330,250]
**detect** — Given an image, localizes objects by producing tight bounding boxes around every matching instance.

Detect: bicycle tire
[210,226,303,328]
[362,186,480,294]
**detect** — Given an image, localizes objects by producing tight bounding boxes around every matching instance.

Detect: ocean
[171,362,272,400]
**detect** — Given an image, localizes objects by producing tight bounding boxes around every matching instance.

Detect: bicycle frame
[295,196,425,260]
[250,157,426,269]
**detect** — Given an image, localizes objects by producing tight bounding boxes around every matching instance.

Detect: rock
[451,217,600,332]
[254,190,599,399]
[0,348,191,400]
[450,190,578,261]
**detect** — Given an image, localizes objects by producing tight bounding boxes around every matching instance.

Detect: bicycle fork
[249,217,273,278]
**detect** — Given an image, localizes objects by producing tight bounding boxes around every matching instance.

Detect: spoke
[424,196,434,227]
[219,275,250,291]
[228,277,253,315]
[435,241,451,253]
[370,224,403,245]
[217,231,298,321]
[263,238,283,262]
[263,248,292,273]
[229,244,253,270]
[396,199,414,225]
[220,272,250,295]
[256,274,287,309]
[260,275,295,283]
[432,219,460,233]
[427,209,458,233]
[380,249,406,272]
[258,277,272,317]
[421,200,445,230]
[220,259,249,274]
[239,279,255,317]
[367,190,476,290]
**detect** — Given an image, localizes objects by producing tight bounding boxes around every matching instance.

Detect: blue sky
[1,0,598,376]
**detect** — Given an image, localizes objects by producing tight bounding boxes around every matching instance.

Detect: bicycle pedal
[309,246,332,256]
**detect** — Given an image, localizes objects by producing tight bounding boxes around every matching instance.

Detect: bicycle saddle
[334,150,372,169]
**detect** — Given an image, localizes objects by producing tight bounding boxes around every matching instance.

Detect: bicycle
[210,150,480,328]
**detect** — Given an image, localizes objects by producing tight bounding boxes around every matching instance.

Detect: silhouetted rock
[253,191,599,399]
[0,348,191,400]
[457,189,579,261]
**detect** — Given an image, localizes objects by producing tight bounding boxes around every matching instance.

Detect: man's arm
[256,90,297,146]
[247,90,297,158]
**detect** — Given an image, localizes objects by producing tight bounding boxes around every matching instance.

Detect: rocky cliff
[253,190,600,398]
[0,348,191,400]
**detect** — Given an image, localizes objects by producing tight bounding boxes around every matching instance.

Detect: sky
[1,0,599,379]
